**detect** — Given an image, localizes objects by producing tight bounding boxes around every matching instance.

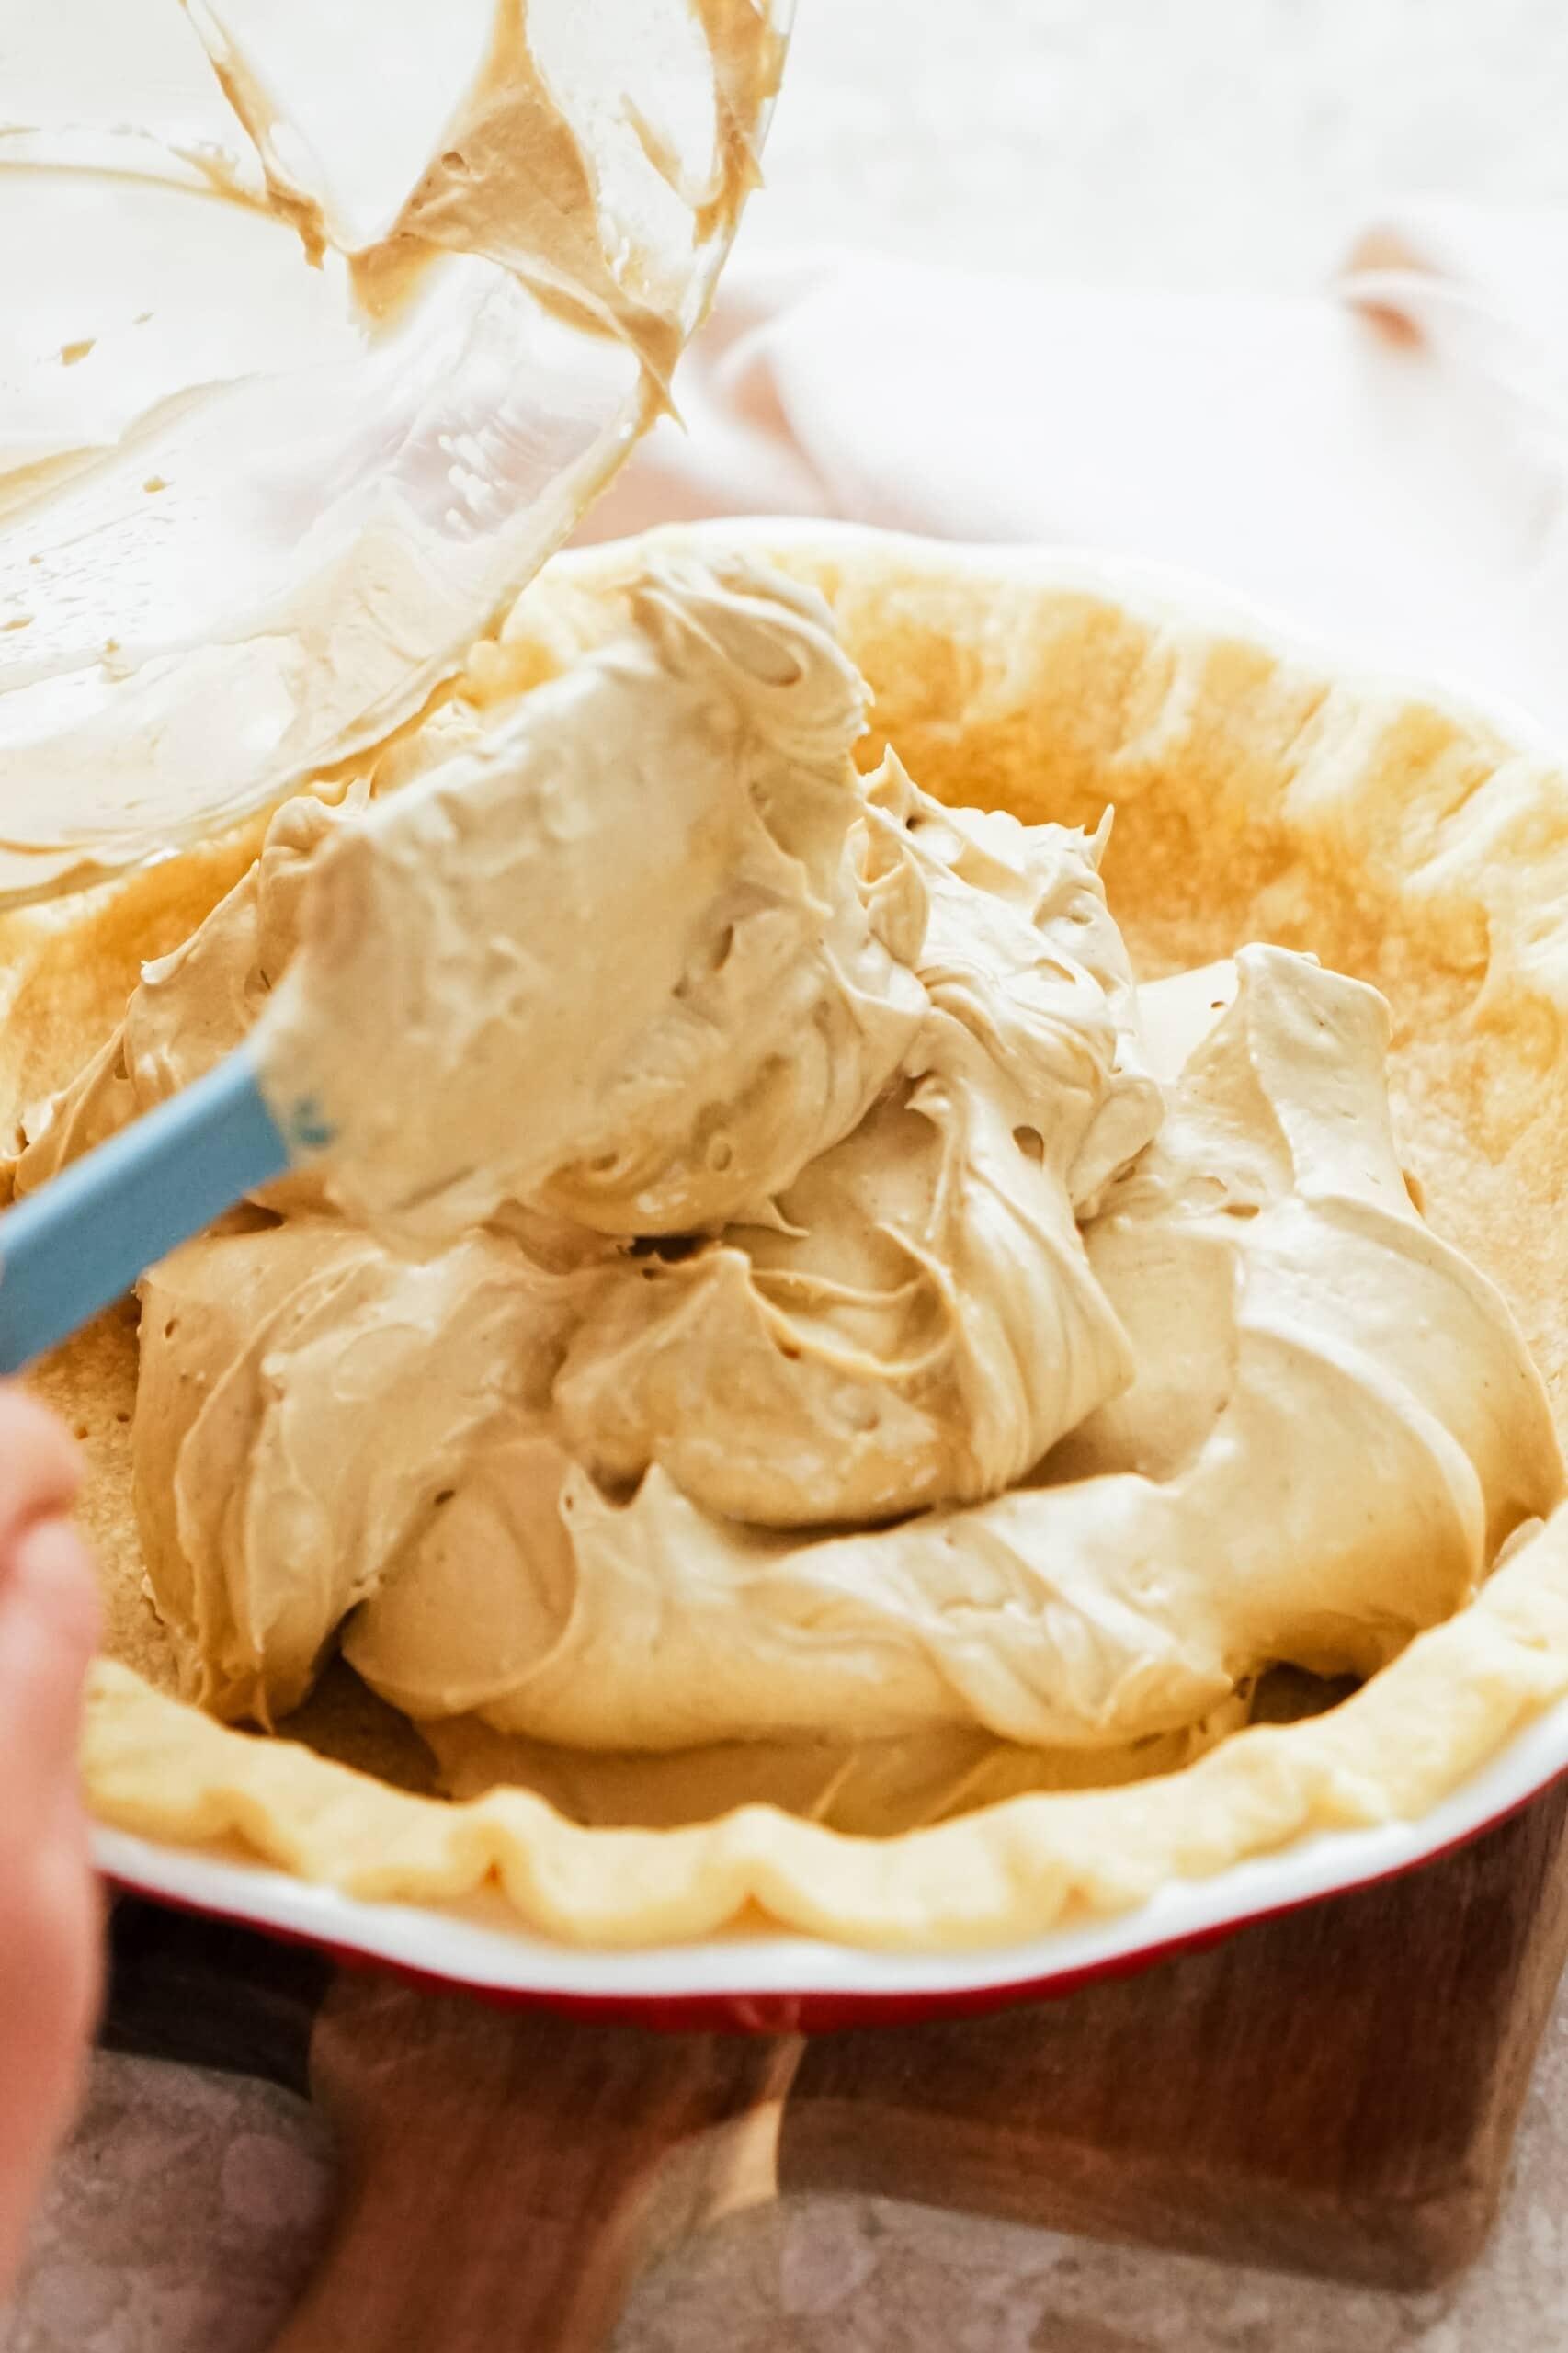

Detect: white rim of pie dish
[92,1687,1568,2027]
[90,527,1568,2028]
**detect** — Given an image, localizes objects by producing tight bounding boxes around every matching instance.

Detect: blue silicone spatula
[0,555,814,1374]
[0,1040,313,1375]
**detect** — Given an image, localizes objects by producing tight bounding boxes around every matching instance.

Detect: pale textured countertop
[13,4,1568,2347]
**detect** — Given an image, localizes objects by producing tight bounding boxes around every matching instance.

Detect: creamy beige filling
[15,558,1563,1777]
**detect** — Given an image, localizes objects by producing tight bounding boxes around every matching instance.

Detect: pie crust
[14,521,1568,1952]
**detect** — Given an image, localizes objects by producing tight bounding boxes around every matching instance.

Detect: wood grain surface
[102,1782,1568,2351]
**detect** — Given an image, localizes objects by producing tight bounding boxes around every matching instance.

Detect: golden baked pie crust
[14,521,1568,1951]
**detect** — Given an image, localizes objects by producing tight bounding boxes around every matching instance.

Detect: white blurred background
[752,0,1568,287]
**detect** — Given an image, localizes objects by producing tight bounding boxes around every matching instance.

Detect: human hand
[0,1390,102,2295]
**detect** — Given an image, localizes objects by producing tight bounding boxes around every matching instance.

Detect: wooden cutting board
[102,1782,1568,2352]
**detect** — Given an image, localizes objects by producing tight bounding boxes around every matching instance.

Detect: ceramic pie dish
[13,521,1568,2023]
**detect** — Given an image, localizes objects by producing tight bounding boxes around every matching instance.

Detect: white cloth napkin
[581,204,1568,747]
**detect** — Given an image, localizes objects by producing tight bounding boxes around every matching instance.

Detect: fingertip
[0,1516,98,1826]
[11,1516,101,1664]
[0,1387,81,1554]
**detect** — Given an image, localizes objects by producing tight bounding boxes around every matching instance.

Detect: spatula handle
[0,1045,290,1373]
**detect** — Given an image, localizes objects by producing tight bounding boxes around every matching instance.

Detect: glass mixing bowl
[0,0,789,902]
